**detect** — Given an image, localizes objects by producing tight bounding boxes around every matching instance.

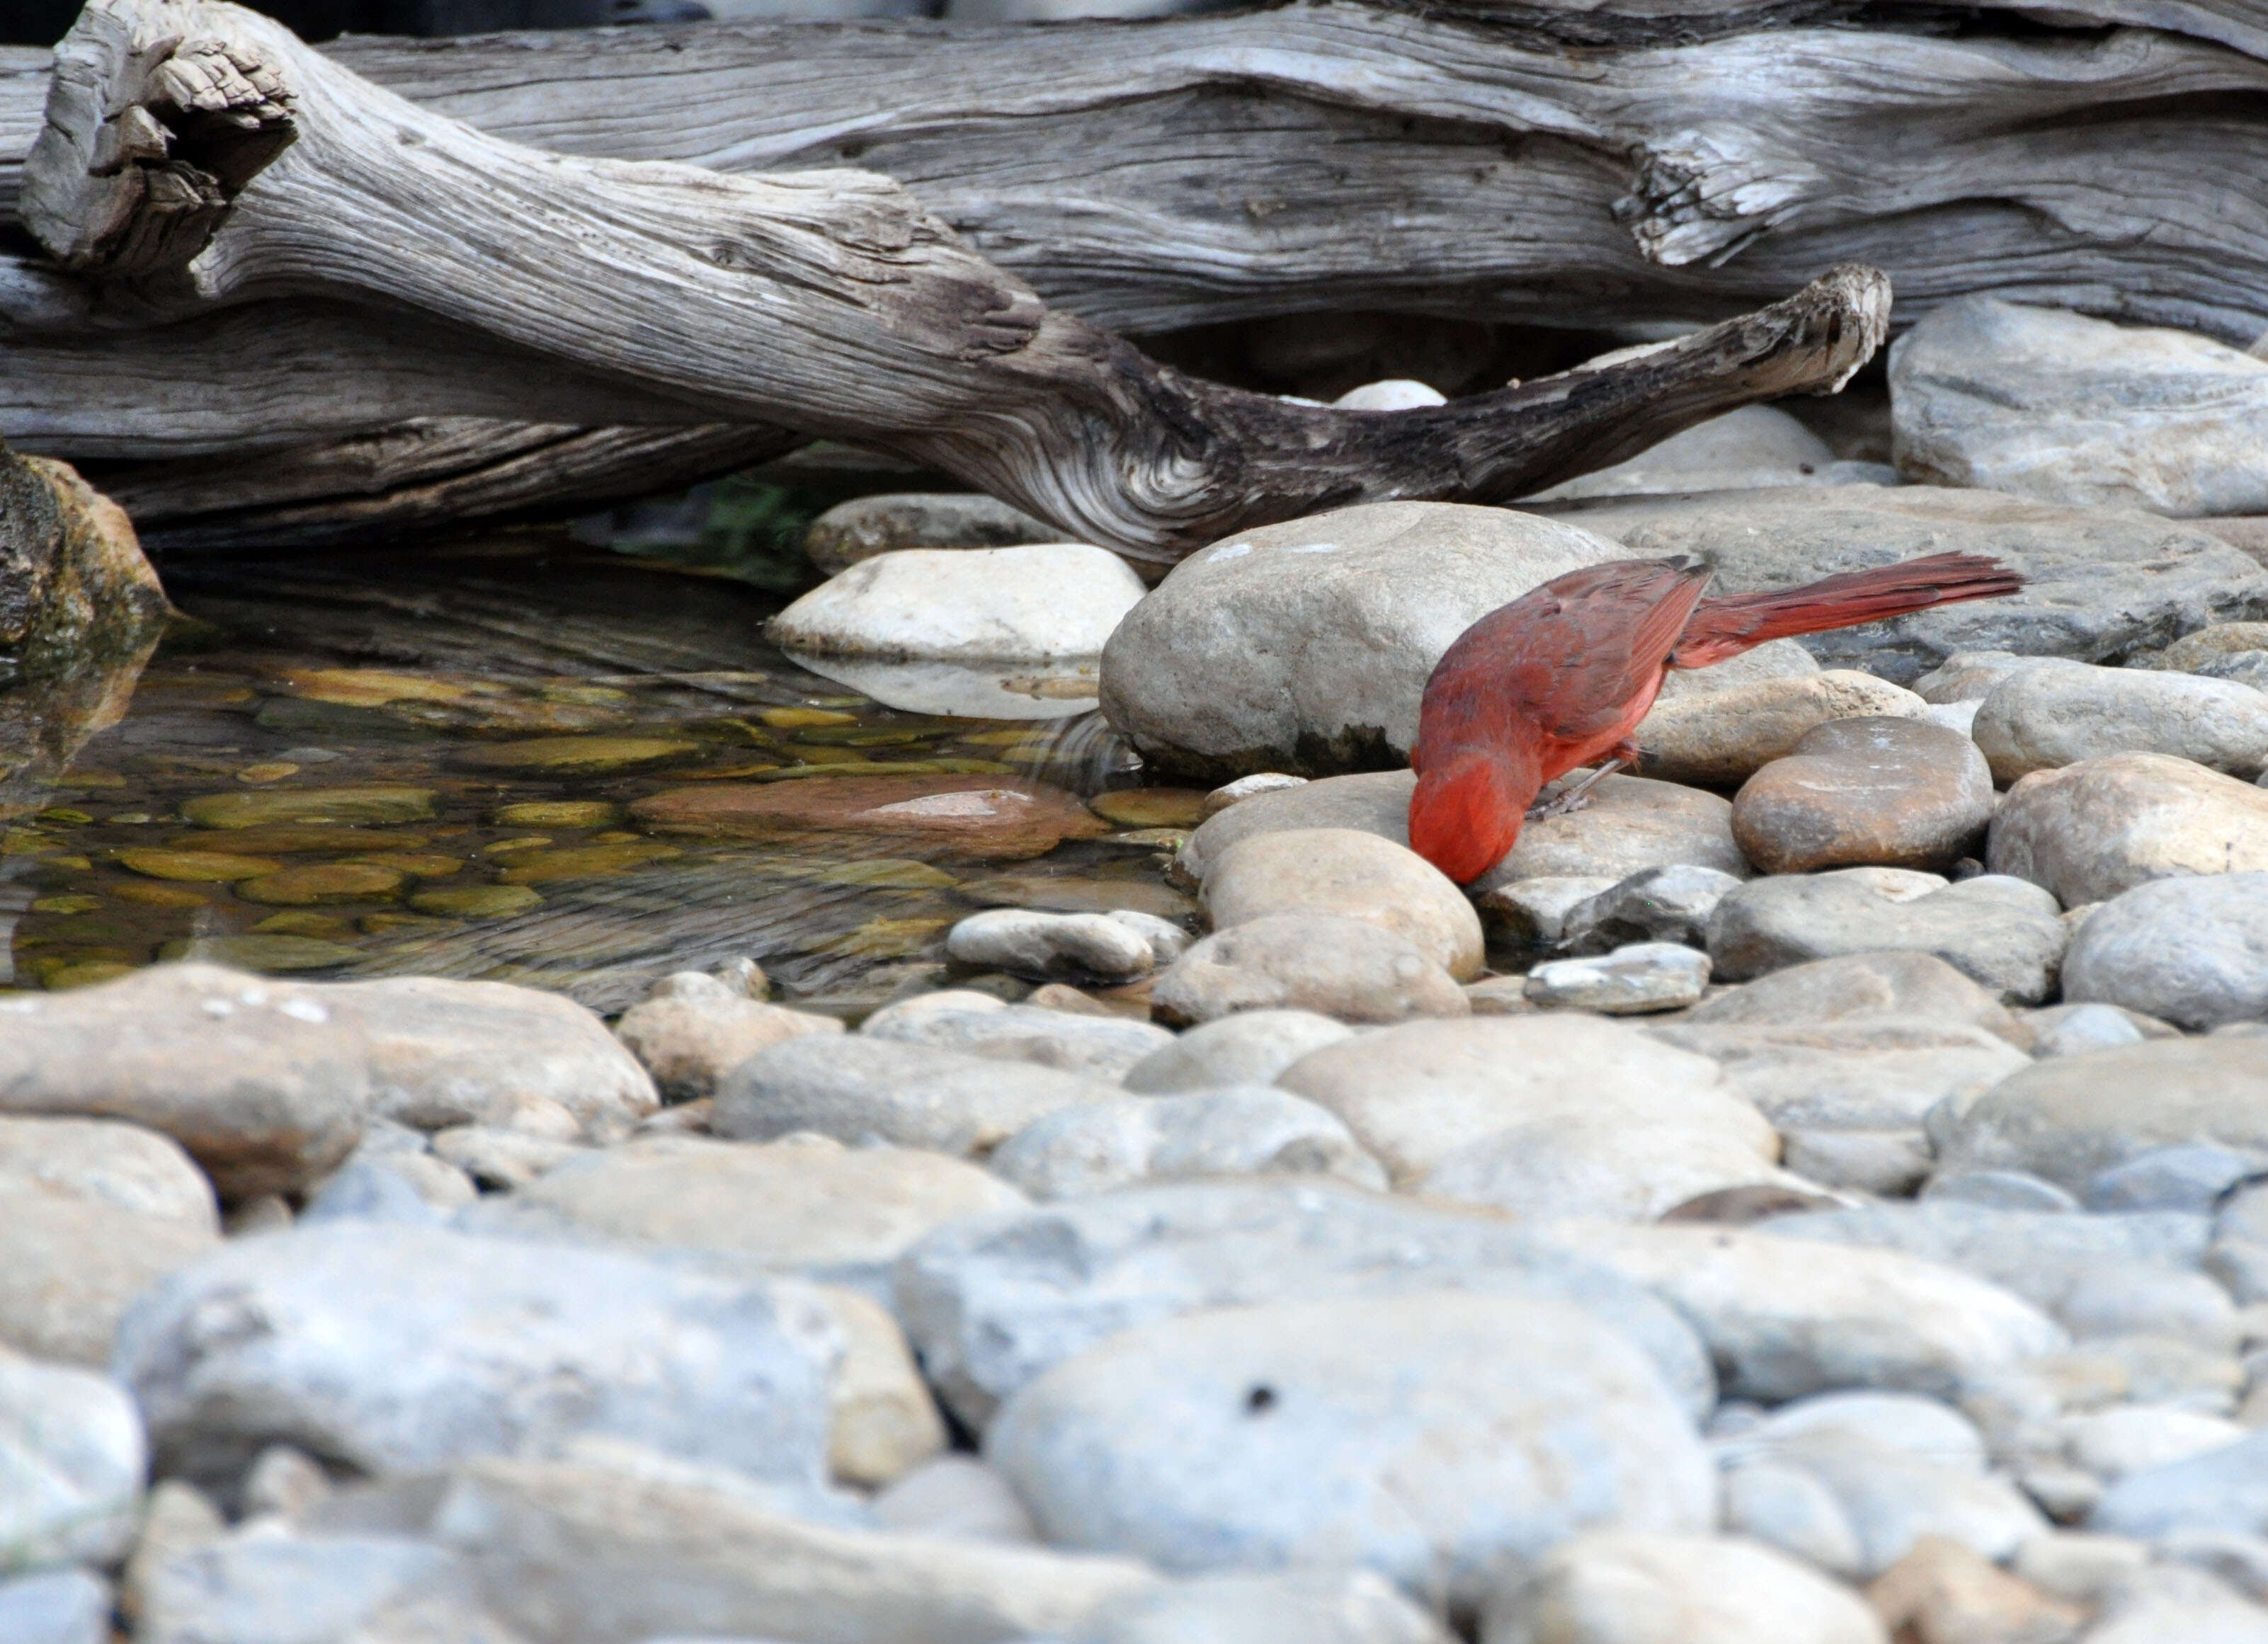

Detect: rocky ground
[9,302,2268,1644]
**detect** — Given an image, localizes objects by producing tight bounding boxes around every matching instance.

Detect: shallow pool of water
[0,536,1195,1012]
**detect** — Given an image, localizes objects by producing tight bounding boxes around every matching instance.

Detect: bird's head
[1408,747,1537,885]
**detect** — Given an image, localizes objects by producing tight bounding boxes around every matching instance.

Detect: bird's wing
[1504,560,1715,744]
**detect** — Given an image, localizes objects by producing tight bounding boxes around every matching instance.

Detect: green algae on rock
[492,801,620,829]
[495,842,684,884]
[179,787,438,830]
[117,847,285,883]
[409,884,546,918]
[157,934,365,971]
[1088,789,1209,829]
[165,826,431,855]
[237,864,410,906]
[456,736,703,775]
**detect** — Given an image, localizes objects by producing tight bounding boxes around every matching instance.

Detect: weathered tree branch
[6,3,2266,544]
[97,419,799,550]
[8,6,2264,342]
[19,0,1889,565]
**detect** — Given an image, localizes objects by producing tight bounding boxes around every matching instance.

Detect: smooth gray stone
[1098,501,1622,779]
[988,1294,1713,1610]
[136,1532,482,1644]
[0,1569,110,1644]
[1561,864,1744,953]
[0,1353,144,1568]
[1757,1201,2216,1340]
[1920,1170,2080,1213]
[893,1178,1713,1432]
[1120,1010,1352,1094]
[714,1035,1124,1158]
[1891,297,2268,518]
[299,1158,447,1226]
[2063,873,2268,1030]
[2087,1146,2268,1214]
[2095,1429,2268,1539]
[114,1223,835,1495]
[1061,1570,1449,1644]
[1707,870,2067,1003]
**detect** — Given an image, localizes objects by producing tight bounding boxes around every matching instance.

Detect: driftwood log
[8,0,2267,545]
[13,0,1894,567]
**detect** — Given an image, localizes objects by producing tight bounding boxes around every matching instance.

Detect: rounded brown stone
[237,863,409,906]
[118,848,285,883]
[1731,717,1993,874]
[632,775,1111,862]
[1088,789,1209,829]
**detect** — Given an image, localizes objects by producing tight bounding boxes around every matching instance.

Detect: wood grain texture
[5,6,2264,339]
[18,0,1890,563]
[13,0,2266,545]
[106,420,797,548]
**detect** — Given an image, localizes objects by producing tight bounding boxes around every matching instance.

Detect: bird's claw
[1527,789,1593,820]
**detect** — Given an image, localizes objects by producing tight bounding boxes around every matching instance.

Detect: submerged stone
[408,884,545,918]
[238,864,408,906]
[1090,789,1209,829]
[632,775,1110,861]
[117,847,283,883]
[491,801,620,829]
[108,882,211,909]
[179,787,438,830]
[159,934,365,971]
[457,736,703,776]
[494,843,683,884]
[346,852,461,879]
[166,826,428,855]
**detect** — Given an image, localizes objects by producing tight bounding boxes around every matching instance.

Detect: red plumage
[1407,552,2024,884]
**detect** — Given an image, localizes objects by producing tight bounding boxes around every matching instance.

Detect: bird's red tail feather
[1671,552,2022,668]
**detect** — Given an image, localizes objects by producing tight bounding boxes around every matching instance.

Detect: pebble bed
[15,316,2268,1643]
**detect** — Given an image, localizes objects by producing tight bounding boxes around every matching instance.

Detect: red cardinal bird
[1408,552,2024,884]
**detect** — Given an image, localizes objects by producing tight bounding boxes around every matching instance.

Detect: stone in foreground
[1971,659,2268,782]
[0,1347,145,1568]
[1640,671,1929,787]
[2061,872,2268,1030]
[1707,870,2065,1003]
[467,1131,1026,1296]
[1538,1221,2066,1402]
[1525,942,1711,1015]
[1151,912,1469,1026]
[0,963,368,1199]
[1731,717,1993,875]
[1100,501,1621,779]
[988,1086,1385,1199]
[1482,1531,1890,1644]
[1202,826,1485,981]
[714,1034,1123,1158]
[0,1114,221,1365]
[1987,752,2268,905]
[988,1294,1713,1609]
[1275,1015,1760,1184]
[115,1223,836,1492]
[1935,1037,2268,1192]
[894,1179,1714,1430]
